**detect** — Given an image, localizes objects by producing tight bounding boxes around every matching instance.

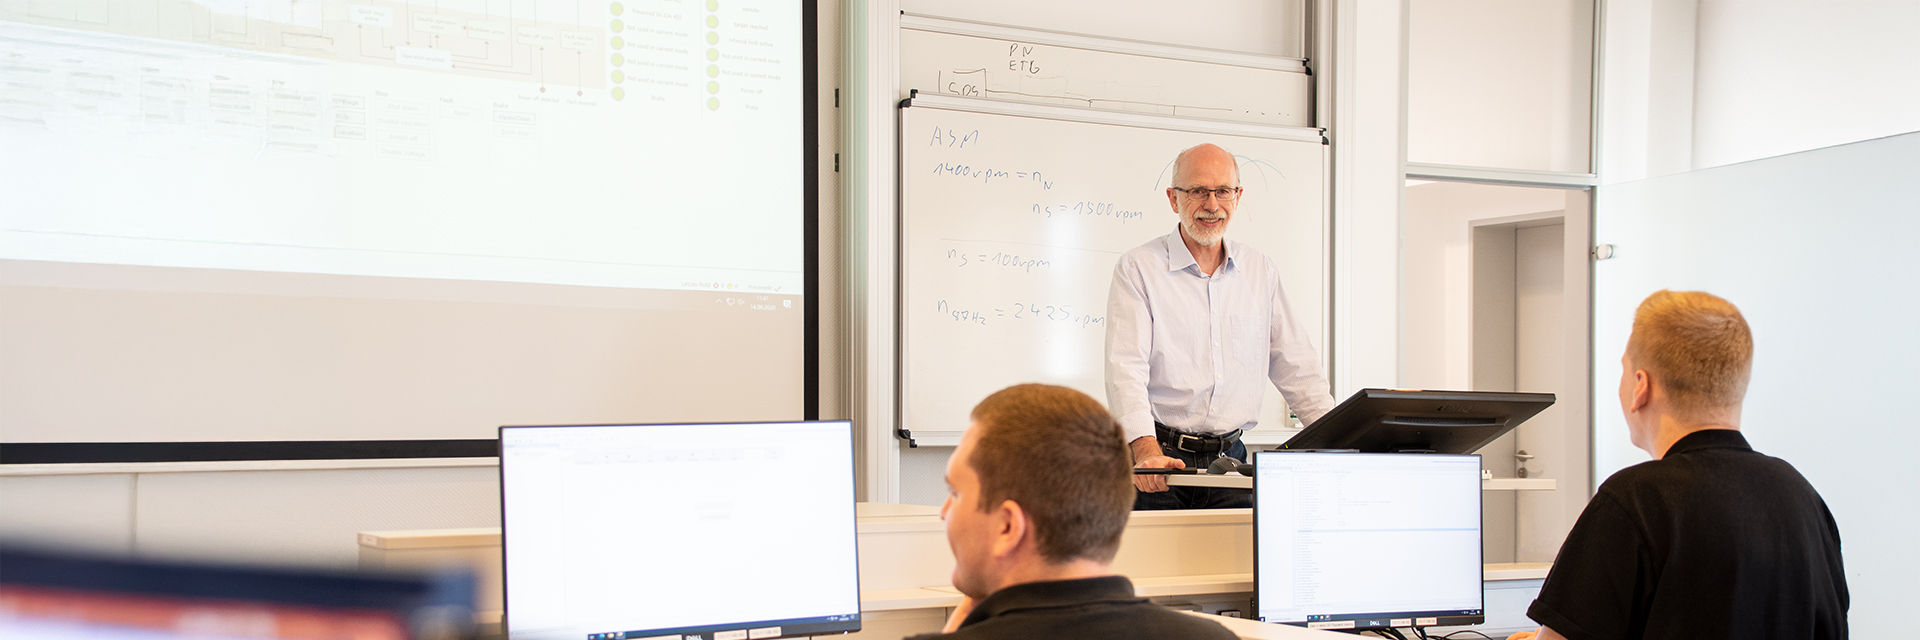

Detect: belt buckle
[1176,433,1207,453]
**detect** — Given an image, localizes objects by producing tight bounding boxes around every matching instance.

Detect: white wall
[1407,0,1593,173]
[1602,0,1920,183]
[1597,0,1701,182]
[0,464,499,568]
[1691,0,1920,169]
[1403,183,1570,391]
[1594,131,1920,636]
[1329,0,1406,394]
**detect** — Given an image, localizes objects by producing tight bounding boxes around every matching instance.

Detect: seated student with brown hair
[1512,290,1848,640]
[913,383,1236,640]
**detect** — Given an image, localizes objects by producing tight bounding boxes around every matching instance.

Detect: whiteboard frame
[896,94,1333,446]
[900,14,1311,73]
[904,94,1326,143]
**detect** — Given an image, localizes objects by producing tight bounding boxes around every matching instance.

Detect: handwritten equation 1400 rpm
[934,300,1105,329]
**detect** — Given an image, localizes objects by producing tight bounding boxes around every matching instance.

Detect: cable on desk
[1434,630,1498,640]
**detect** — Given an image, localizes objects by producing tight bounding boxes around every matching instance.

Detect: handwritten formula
[1032,201,1145,223]
[935,300,1105,329]
[947,249,1050,272]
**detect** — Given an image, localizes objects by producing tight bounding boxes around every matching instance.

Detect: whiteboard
[900,25,1311,127]
[899,97,1327,443]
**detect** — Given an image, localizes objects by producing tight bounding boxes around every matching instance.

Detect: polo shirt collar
[1160,228,1236,274]
[959,575,1140,628]
[1664,428,1752,457]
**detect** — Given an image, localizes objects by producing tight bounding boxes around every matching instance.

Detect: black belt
[1154,423,1243,455]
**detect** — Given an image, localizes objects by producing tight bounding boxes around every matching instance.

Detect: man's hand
[942,595,976,633]
[1130,436,1184,492]
[1509,626,1567,640]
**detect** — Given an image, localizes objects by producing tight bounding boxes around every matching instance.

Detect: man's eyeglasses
[1173,186,1242,203]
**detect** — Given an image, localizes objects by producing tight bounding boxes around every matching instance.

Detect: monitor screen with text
[500,421,859,640]
[1254,452,1483,630]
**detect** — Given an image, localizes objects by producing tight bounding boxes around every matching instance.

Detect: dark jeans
[1132,439,1252,510]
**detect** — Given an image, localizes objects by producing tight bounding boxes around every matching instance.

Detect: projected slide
[0,0,803,293]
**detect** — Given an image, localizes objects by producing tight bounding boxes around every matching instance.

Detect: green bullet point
[707,81,719,94]
[706,48,719,61]
[707,97,720,110]
[706,0,719,11]
[610,3,623,15]
[612,70,625,83]
[707,64,719,78]
[706,32,718,45]
[610,37,624,49]
[612,87,625,100]
[611,53,624,65]
[610,20,623,31]
[707,15,719,28]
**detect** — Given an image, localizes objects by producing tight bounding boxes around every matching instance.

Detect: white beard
[1183,217,1226,246]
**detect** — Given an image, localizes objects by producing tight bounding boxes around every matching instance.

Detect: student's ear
[990,499,1030,559]
[1628,369,1653,413]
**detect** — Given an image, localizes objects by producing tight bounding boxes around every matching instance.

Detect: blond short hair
[1627,290,1754,414]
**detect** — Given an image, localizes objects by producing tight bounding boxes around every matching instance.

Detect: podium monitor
[1253,451,1484,630]
[500,421,861,640]
[1278,389,1555,454]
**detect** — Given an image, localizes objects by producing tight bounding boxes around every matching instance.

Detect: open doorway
[1403,180,1592,564]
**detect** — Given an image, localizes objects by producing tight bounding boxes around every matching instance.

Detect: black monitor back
[1279,389,1555,454]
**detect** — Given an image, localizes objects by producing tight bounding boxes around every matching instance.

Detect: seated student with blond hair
[1512,290,1848,640]
[913,383,1236,640]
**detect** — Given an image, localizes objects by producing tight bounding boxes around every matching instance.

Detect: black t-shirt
[1528,429,1848,640]
[909,575,1236,640]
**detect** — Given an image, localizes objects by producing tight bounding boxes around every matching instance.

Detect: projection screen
[0,0,814,460]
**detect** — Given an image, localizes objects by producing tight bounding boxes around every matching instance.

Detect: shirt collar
[1664,428,1752,457]
[1159,228,1234,274]
[959,575,1140,628]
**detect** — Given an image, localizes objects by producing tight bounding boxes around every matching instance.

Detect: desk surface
[1165,474,1557,491]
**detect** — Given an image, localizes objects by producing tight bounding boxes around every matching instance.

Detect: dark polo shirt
[1529,429,1848,640]
[910,575,1236,640]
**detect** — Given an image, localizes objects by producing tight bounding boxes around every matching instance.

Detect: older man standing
[1106,143,1336,510]
[914,384,1236,640]
[1511,290,1848,640]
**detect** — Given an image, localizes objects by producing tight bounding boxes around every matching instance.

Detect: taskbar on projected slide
[583,613,860,640]
[1265,609,1484,630]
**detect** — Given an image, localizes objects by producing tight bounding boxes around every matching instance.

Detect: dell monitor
[500,421,861,640]
[1279,389,1555,454]
[1254,451,1484,631]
